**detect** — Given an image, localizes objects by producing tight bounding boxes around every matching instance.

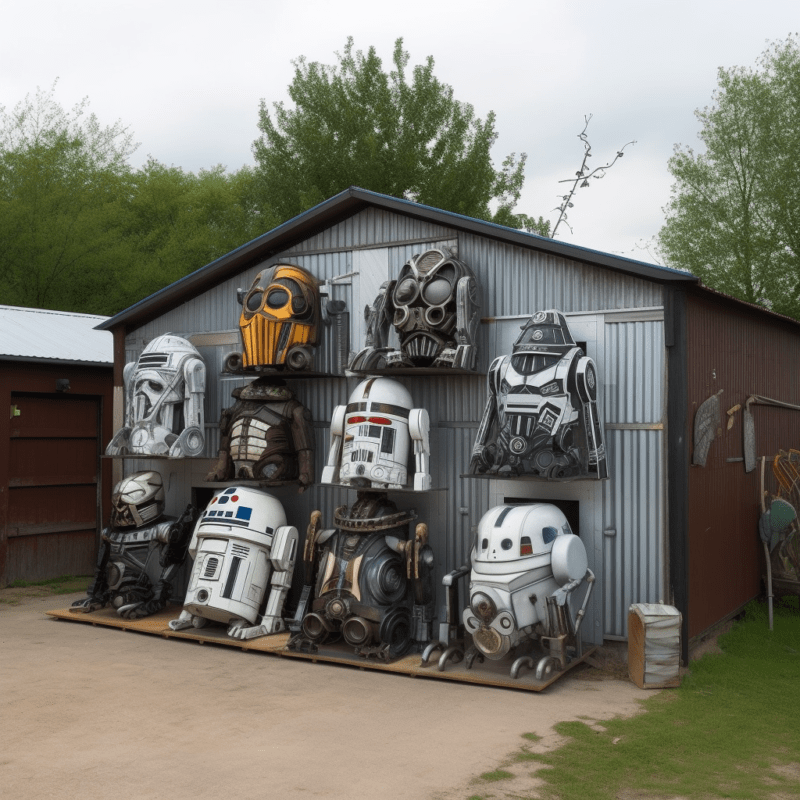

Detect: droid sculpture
[425,503,595,679]
[469,310,607,479]
[291,493,435,660]
[205,378,315,492]
[71,471,197,619]
[349,248,480,371]
[224,263,321,373]
[169,486,299,640]
[321,377,431,490]
[106,334,206,458]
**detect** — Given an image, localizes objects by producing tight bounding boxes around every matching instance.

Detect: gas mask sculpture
[225,263,321,373]
[169,486,299,640]
[427,503,595,679]
[290,493,435,660]
[349,248,480,371]
[321,377,431,490]
[106,334,206,458]
[205,378,315,492]
[71,471,197,619]
[469,310,607,479]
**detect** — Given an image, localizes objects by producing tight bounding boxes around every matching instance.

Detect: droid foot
[420,641,445,666]
[464,646,484,671]
[437,645,464,672]
[69,597,105,613]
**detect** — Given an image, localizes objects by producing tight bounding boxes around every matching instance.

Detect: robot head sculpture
[462,503,594,677]
[205,378,315,492]
[169,486,299,640]
[72,471,197,620]
[295,492,435,660]
[321,377,431,491]
[226,263,321,373]
[110,470,165,528]
[106,334,206,458]
[349,248,480,371]
[469,310,607,480]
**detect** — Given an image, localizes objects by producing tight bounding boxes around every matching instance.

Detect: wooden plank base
[47,606,595,692]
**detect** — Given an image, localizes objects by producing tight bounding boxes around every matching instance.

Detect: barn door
[6,393,100,583]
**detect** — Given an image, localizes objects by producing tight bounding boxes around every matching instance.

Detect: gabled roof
[97,186,698,332]
[0,305,113,366]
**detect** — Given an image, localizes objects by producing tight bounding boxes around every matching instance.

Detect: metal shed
[97,187,800,661]
[0,306,114,586]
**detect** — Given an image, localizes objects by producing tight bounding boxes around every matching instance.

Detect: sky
[2,0,796,262]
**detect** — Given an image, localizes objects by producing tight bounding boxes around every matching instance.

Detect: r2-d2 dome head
[236,264,320,371]
[110,471,165,529]
[464,503,588,661]
[339,378,414,488]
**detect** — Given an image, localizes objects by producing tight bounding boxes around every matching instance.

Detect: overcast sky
[2,0,796,261]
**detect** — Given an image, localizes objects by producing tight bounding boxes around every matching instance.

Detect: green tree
[253,38,549,235]
[117,159,269,309]
[0,83,137,312]
[658,36,800,318]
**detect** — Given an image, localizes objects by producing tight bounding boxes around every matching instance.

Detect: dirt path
[1,592,646,800]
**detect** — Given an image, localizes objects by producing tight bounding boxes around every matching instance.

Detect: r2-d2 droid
[106,334,206,458]
[321,378,431,490]
[349,248,480,371]
[469,310,607,480]
[169,487,299,640]
[425,503,595,680]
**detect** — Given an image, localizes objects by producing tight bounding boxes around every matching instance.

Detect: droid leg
[169,610,209,630]
[70,533,112,612]
[409,408,431,491]
[228,525,299,640]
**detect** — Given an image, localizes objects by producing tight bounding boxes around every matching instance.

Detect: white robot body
[172,486,298,637]
[463,504,588,661]
[322,378,431,490]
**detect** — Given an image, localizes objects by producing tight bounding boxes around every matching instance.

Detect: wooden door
[6,393,100,582]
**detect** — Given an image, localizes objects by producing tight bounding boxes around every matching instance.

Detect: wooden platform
[46,606,595,692]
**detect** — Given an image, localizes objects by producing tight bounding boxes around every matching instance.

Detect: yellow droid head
[238,264,320,370]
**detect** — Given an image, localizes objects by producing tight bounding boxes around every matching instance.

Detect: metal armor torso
[229,399,300,479]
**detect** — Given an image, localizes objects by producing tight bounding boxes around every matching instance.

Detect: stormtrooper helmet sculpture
[349,248,480,371]
[169,486,299,640]
[469,310,607,479]
[106,334,206,458]
[321,377,431,490]
[225,263,321,373]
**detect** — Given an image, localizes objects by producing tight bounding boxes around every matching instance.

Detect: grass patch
[526,596,800,800]
[521,732,542,742]
[479,769,514,783]
[1,575,89,605]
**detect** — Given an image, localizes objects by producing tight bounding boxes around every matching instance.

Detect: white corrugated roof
[0,305,113,364]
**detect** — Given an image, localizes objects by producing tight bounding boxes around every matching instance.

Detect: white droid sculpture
[106,334,206,458]
[426,503,595,679]
[321,377,431,490]
[169,486,299,640]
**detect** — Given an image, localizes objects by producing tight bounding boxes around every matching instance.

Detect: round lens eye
[266,288,290,309]
[501,538,513,550]
[422,277,452,305]
[291,296,307,313]
[246,291,263,312]
[395,278,418,303]
[148,381,163,392]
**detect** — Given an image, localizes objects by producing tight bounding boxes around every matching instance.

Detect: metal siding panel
[602,429,664,637]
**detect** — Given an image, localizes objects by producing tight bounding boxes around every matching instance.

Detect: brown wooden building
[0,306,114,586]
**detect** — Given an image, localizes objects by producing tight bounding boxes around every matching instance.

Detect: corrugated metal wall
[686,293,800,637]
[121,208,668,643]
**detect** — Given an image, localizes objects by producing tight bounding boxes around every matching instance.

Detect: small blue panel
[235,507,252,521]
